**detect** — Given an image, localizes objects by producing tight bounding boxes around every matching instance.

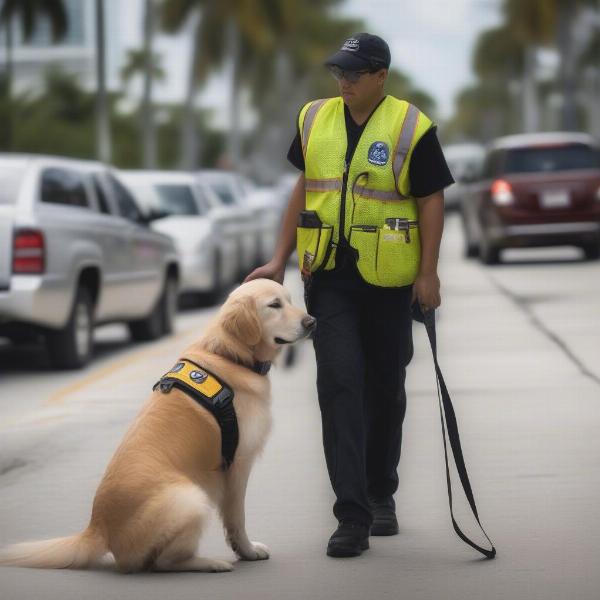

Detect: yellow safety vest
[296,95,432,288]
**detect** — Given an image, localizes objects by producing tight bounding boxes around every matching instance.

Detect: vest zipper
[339,97,387,248]
[338,159,351,248]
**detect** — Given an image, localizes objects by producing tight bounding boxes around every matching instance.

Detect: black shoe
[369,496,399,536]
[326,521,370,558]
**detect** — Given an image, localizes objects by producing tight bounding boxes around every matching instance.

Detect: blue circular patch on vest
[368,141,389,166]
[189,369,208,383]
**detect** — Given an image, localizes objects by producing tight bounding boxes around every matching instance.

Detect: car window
[154,184,201,216]
[502,144,600,174]
[40,167,89,208]
[107,174,143,223]
[0,164,27,204]
[481,151,504,179]
[209,182,238,206]
[192,185,211,214]
[92,175,112,215]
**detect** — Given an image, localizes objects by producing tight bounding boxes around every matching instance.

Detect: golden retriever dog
[0,278,315,573]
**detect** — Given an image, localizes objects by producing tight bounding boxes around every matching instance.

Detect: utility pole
[95,0,111,163]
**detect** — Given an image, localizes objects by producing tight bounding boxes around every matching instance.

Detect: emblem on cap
[189,369,208,383]
[368,141,389,166]
[342,38,359,52]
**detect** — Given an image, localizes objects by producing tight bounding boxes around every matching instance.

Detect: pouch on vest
[348,220,421,287]
[296,210,333,278]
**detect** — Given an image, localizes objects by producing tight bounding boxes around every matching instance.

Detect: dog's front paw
[238,541,270,561]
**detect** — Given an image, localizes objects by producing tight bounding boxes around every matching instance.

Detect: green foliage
[0,68,224,168]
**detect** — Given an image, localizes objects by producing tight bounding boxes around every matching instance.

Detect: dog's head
[219,279,316,355]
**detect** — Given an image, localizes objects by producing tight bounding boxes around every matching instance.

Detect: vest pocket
[349,221,420,287]
[297,211,333,277]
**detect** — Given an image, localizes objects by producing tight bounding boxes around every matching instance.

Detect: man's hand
[243,259,286,284]
[411,271,441,312]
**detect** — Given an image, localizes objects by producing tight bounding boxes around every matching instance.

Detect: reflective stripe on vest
[302,99,327,157]
[305,178,342,192]
[392,103,420,186]
[352,183,408,201]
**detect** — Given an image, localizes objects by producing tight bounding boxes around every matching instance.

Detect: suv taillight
[13,229,45,274]
[491,179,515,206]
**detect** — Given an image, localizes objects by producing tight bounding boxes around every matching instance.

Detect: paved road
[1,213,599,600]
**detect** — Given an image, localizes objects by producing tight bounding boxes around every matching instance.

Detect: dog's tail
[0,526,106,569]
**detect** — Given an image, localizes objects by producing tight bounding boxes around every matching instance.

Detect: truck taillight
[491,179,515,206]
[13,229,45,274]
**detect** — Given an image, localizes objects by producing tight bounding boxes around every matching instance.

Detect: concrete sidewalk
[1,214,599,599]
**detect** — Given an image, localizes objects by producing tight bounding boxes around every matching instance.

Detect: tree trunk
[95,0,111,163]
[141,0,157,169]
[3,19,13,150]
[557,3,578,130]
[227,18,241,170]
[521,45,539,132]
[179,17,201,171]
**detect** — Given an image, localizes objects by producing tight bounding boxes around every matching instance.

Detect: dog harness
[153,358,239,469]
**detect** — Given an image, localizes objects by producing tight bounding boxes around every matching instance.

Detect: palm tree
[161,0,352,170]
[578,24,600,137]
[503,0,555,132]
[121,1,165,168]
[472,24,524,132]
[550,0,598,130]
[94,0,110,162]
[161,0,282,169]
[0,0,68,149]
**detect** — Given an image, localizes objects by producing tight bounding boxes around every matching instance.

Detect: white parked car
[442,143,485,211]
[119,171,239,300]
[195,170,265,276]
[0,154,180,369]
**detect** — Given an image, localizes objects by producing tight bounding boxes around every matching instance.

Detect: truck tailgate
[0,207,12,290]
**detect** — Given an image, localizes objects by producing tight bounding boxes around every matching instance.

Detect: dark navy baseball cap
[324,33,391,71]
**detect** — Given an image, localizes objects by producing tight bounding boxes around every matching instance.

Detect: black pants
[306,270,414,527]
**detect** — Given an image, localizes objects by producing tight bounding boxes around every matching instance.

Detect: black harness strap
[422,308,497,559]
[153,358,239,469]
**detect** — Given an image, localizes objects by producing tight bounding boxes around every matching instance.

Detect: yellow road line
[45,327,198,407]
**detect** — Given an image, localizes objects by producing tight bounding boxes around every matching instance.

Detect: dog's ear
[221,296,262,346]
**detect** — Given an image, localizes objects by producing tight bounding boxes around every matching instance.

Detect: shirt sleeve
[287,107,306,171]
[287,129,305,172]
[409,126,455,198]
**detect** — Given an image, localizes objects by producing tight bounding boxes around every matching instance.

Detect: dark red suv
[461,132,600,264]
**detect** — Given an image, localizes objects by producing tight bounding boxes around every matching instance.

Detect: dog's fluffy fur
[0,279,313,573]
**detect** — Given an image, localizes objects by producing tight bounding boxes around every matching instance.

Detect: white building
[0,0,120,95]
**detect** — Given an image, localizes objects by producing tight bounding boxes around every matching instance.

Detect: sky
[115,0,503,125]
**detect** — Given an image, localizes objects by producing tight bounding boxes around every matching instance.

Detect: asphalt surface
[1,213,599,600]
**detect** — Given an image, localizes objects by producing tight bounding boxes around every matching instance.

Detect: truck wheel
[46,286,94,369]
[161,275,178,335]
[128,276,175,341]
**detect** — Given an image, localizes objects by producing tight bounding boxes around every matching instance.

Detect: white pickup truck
[0,154,180,369]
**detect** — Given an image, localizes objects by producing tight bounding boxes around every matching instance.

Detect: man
[245,33,453,558]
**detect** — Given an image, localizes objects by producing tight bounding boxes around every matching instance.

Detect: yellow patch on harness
[162,359,223,398]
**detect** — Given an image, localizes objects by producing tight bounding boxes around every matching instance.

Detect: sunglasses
[328,65,375,83]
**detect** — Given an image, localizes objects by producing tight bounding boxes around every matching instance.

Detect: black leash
[415,304,497,559]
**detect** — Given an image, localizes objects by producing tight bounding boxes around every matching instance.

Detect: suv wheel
[128,276,176,341]
[46,286,94,369]
[582,243,600,261]
[479,232,501,265]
